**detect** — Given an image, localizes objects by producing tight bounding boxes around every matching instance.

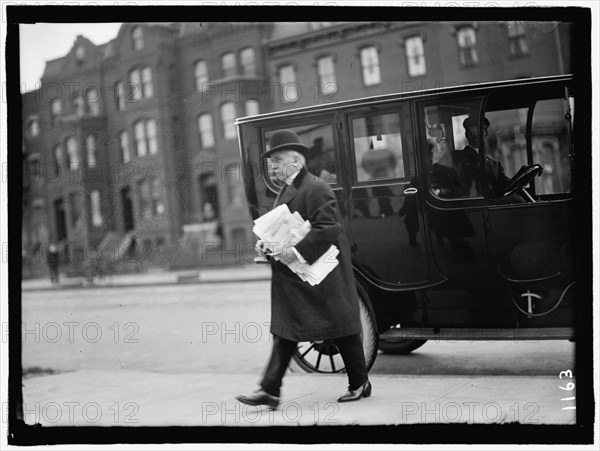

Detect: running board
[380,327,575,341]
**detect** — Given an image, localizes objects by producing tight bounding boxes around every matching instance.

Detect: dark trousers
[259,333,368,397]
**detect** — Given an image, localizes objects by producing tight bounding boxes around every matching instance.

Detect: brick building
[21,21,572,273]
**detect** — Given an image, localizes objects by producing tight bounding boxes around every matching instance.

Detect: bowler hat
[263,129,310,159]
[463,116,490,130]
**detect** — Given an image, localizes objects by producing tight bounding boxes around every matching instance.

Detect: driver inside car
[431,116,526,205]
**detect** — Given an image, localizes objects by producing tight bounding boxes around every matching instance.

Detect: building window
[75,45,85,62]
[134,119,158,157]
[151,178,164,215]
[194,60,208,91]
[129,67,153,100]
[139,180,152,219]
[146,119,158,155]
[28,116,39,136]
[86,86,100,116]
[134,121,147,157]
[198,113,215,148]
[68,192,81,228]
[132,26,144,50]
[405,35,427,77]
[129,69,142,101]
[457,26,479,66]
[72,92,85,117]
[65,137,79,171]
[28,155,40,180]
[119,131,131,163]
[138,178,163,219]
[141,66,154,98]
[245,100,260,117]
[90,190,103,227]
[221,52,236,78]
[86,135,96,168]
[240,47,256,76]
[221,102,237,140]
[360,46,381,86]
[115,81,125,111]
[507,21,529,56]
[53,145,63,177]
[51,99,62,117]
[317,55,337,95]
[279,64,299,103]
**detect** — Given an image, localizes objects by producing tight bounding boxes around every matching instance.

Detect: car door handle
[404,187,418,196]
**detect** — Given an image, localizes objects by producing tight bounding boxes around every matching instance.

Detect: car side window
[421,100,484,199]
[263,122,337,185]
[351,111,412,183]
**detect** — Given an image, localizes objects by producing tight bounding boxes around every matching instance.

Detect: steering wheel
[503,164,543,202]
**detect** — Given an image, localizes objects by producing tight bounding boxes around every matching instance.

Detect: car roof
[235,74,574,125]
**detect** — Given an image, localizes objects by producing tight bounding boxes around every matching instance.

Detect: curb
[21,274,272,292]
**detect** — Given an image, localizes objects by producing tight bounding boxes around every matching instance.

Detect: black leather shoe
[337,380,372,403]
[235,389,279,410]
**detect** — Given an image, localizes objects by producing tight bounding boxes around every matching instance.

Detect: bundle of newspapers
[253,204,339,286]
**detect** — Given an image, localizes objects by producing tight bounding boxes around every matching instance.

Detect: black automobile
[236,75,577,373]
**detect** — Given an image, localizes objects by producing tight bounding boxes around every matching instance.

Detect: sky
[19,23,123,93]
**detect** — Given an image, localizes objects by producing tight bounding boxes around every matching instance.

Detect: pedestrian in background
[46,243,60,286]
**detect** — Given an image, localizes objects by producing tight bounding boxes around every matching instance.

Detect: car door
[342,103,439,289]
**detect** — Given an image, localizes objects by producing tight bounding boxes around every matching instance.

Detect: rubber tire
[289,280,379,373]
[378,338,427,355]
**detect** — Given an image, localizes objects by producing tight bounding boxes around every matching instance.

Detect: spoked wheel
[290,280,379,373]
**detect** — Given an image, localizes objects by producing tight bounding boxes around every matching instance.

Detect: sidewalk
[21,264,272,291]
[21,369,576,426]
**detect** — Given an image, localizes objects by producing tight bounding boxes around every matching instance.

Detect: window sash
[195,61,208,91]
[240,48,256,76]
[66,137,79,170]
[142,67,153,98]
[86,135,96,168]
[360,47,381,86]
[245,100,260,117]
[133,27,144,50]
[115,81,125,110]
[198,114,215,148]
[221,103,237,139]
[91,190,103,226]
[134,122,147,156]
[130,70,142,101]
[146,119,158,154]
[120,131,131,163]
[406,36,426,76]
[87,87,100,115]
[222,53,236,78]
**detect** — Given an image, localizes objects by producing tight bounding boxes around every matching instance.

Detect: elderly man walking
[235,129,371,410]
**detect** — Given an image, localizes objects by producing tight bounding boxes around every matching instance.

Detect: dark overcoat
[269,167,362,342]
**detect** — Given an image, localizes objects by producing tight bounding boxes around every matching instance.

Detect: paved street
[19,281,577,427]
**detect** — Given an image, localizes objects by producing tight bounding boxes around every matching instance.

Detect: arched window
[221,52,236,78]
[132,26,144,50]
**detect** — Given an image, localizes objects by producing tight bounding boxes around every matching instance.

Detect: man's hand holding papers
[253,205,340,285]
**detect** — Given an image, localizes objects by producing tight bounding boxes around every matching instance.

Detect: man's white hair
[278,150,306,167]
